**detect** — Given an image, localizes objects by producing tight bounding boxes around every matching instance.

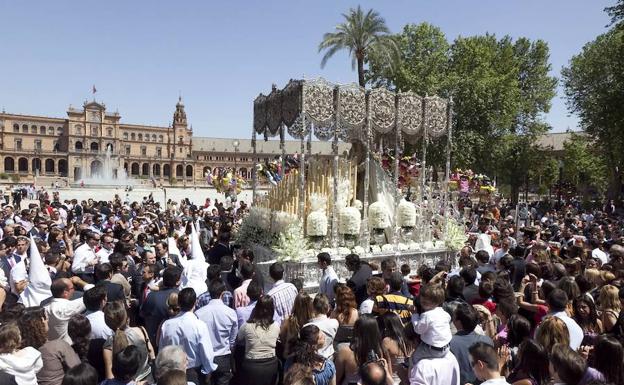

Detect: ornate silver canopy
[253,77,449,144]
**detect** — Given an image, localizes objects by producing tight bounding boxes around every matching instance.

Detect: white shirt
[72,243,98,274]
[85,310,114,340]
[550,311,583,351]
[318,266,338,303]
[411,307,452,348]
[45,296,87,344]
[475,233,494,257]
[96,247,113,264]
[359,298,375,314]
[592,248,608,265]
[480,378,512,385]
[491,248,510,265]
[304,315,338,359]
[409,351,460,385]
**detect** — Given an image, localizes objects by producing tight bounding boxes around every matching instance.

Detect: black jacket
[141,287,179,345]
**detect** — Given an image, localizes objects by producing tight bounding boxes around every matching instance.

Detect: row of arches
[74,142,114,152]
[4,157,68,175]
[201,166,249,179]
[122,163,194,178]
[125,133,165,143]
[13,124,63,136]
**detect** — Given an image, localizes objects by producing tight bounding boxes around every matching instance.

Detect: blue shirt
[159,311,217,373]
[195,299,238,356]
[236,300,257,328]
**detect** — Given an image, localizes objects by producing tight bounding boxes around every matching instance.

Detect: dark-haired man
[195,279,238,385]
[468,342,510,385]
[267,262,298,325]
[450,303,493,385]
[141,266,181,346]
[542,288,583,350]
[72,231,100,282]
[159,287,216,384]
[83,284,113,340]
[317,252,338,305]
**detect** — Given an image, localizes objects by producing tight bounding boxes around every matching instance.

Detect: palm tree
[319,6,399,87]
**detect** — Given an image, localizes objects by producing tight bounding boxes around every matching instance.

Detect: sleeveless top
[103,328,151,381]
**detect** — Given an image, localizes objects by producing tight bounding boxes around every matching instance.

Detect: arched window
[163,164,171,177]
[22,124,28,132]
[142,163,149,176]
[4,157,14,172]
[57,127,63,135]
[176,164,183,177]
[32,158,41,172]
[12,124,19,133]
[152,134,157,142]
[159,135,164,142]
[186,165,193,177]
[153,164,161,176]
[145,133,150,142]
[75,141,83,150]
[40,126,46,135]
[48,127,54,135]
[107,128,113,137]
[18,158,28,172]
[138,133,143,141]
[131,133,136,140]
[131,163,140,175]
[58,159,68,176]
[31,125,37,134]
[90,142,99,151]
[123,133,128,140]
[45,159,54,173]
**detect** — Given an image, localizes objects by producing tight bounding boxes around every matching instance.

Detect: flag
[92,85,97,94]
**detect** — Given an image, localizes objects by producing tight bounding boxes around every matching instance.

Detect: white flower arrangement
[306,211,328,237]
[352,246,365,255]
[336,178,353,209]
[445,218,468,251]
[423,241,434,250]
[271,211,298,235]
[339,207,361,235]
[398,243,410,251]
[338,247,351,255]
[370,245,382,254]
[273,220,308,262]
[353,199,363,211]
[409,242,421,250]
[369,201,390,229]
[247,207,271,230]
[381,244,395,252]
[397,200,416,228]
[320,247,333,254]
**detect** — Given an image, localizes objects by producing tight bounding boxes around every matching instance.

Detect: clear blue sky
[0,0,614,138]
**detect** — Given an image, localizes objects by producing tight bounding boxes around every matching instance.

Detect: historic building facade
[0,98,346,186]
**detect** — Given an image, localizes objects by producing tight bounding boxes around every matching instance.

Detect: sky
[0,0,615,138]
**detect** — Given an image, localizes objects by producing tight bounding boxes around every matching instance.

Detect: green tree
[606,0,624,28]
[562,27,624,197]
[318,6,399,87]
[561,133,608,195]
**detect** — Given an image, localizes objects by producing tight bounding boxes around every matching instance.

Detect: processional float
[248,78,455,260]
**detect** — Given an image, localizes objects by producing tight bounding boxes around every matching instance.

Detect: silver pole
[361,92,371,250]
[332,88,340,249]
[443,97,453,241]
[393,95,401,252]
[252,130,257,203]
[299,95,306,226]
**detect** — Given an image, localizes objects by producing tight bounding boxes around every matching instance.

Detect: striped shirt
[267,280,298,325]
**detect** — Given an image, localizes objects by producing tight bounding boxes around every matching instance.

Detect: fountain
[78,147,136,187]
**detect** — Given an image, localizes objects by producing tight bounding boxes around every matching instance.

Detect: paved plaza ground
[36,186,257,207]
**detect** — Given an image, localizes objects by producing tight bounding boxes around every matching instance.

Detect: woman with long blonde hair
[103,301,155,382]
[599,284,621,332]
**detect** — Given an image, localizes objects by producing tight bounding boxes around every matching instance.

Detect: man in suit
[0,236,19,284]
[207,232,231,265]
[345,253,373,306]
[141,266,181,348]
[94,263,125,303]
[154,240,183,274]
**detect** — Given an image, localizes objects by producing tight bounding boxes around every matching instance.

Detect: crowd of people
[0,190,624,385]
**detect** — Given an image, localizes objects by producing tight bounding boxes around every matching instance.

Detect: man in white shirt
[95,235,114,264]
[46,277,92,343]
[491,238,511,266]
[82,284,113,340]
[72,231,100,282]
[317,253,338,305]
[468,342,511,385]
[542,289,584,350]
[590,238,608,265]
[410,350,460,385]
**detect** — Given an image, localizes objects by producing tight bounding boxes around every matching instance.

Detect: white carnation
[397,200,416,228]
[338,247,351,255]
[339,207,361,235]
[381,244,395,252]
[369,201,390,229]
[306,211,328,237]
[352,246,365,255]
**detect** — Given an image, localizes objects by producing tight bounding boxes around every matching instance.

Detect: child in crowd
[411,283,452,363]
